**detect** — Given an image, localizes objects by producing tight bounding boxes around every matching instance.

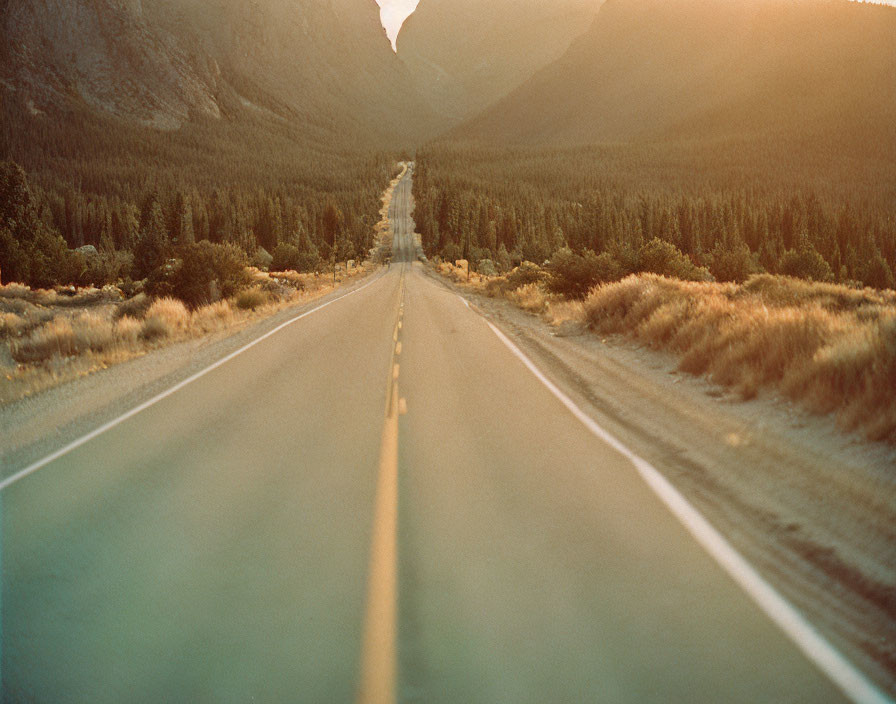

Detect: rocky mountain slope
[0,0,440,143]
[453,0,896,147]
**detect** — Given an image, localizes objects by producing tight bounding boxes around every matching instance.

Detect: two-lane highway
[0,166,878,702]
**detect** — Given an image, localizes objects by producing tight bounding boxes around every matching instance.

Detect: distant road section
[0,167,878,703]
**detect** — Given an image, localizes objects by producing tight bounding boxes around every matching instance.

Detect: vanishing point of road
[0,165,882,703]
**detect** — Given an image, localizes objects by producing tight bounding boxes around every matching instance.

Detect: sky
[376,0,421,51]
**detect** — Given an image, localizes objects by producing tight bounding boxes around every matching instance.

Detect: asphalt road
[0,166,868,703]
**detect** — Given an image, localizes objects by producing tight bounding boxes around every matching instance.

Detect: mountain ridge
[450,0,896,148]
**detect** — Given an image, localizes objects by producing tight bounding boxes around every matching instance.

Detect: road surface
[0,166,875,702]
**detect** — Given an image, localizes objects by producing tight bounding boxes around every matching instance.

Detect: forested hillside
[0,0,432,290]
[413,141,896,290]
[456,0,896,146]
[398,0,598,122]
[0,96,395,288]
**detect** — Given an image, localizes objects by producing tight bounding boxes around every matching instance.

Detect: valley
[1,0,895,701]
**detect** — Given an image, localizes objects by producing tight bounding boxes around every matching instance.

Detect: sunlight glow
[376,0,421,52]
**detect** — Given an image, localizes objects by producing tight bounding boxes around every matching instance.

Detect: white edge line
[484,319,891,704]
[0,275,383,492]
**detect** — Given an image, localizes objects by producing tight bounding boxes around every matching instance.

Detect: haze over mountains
[454,0,896,146]
[397,0,599,122]
[1,0,895,151]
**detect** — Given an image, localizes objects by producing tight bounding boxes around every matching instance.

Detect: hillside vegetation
[413,143,896,290]
[0,99,396,290]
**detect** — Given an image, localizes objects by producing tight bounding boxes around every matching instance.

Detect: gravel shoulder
[0,270,384,475]
[424,267,896,696]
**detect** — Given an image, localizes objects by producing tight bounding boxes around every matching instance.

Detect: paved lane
[395,263,846,703]
[0,165,871,703]
[2,268,404,702]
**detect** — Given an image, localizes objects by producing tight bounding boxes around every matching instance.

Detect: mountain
[0,0,440,144]
[453,0,896,147]
[397,0,599,123]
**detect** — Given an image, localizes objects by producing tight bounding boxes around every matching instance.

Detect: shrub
[505,262,545,290]
[546,248,624,299]
[780,244,835,282]
[710,240,761,283]
[164,241,249,308]
[638,238,712,282]
[141,297,189,340]
[114,293,151,320]
[478,259,497,276]
[191,300,234,332]
[271,242,320,273]
[496,244,512,273]
[508,283,549,314]
[583,274,896,440]
[235,287,269,311]
[114,316,142,345]
[441,243,463,264]
[251,246,274,271]
[80,250,134,286]
[863,250,896,291]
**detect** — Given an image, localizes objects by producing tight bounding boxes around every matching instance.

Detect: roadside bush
[780,244,835,283]
[505,262,545,290]
[164,241,249,308]
[583,273,896,440]
[114,293,151,321]
[141,297,189,340]
[271,242,320,273]
[251,246,274,271]
[478,259,497,276]
[0,311,27,339]
[547,248,624,299]
[235,287,269,311]
[79,250,134,287]
[638,238,712,282]
[710,240,761,283]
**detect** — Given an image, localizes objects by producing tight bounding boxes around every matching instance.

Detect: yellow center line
[357,272,406,704]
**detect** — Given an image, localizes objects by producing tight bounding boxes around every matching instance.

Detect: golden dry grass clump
[11,314,117,363]
[584,274,896,441]
[141,298,190,341]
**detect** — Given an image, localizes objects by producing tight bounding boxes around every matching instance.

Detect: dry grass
[235,287,270,311]
[1,259,375,404]
[583,274,896,441]
[0,312,28,339]
[508,283,550,314]
[141,298,190,341]
[191,300,234,333]
[11,313,117,363]
[0,282,122,308]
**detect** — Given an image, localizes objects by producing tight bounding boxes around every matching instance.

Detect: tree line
[0,99,394,288]
[412,140,896,291]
